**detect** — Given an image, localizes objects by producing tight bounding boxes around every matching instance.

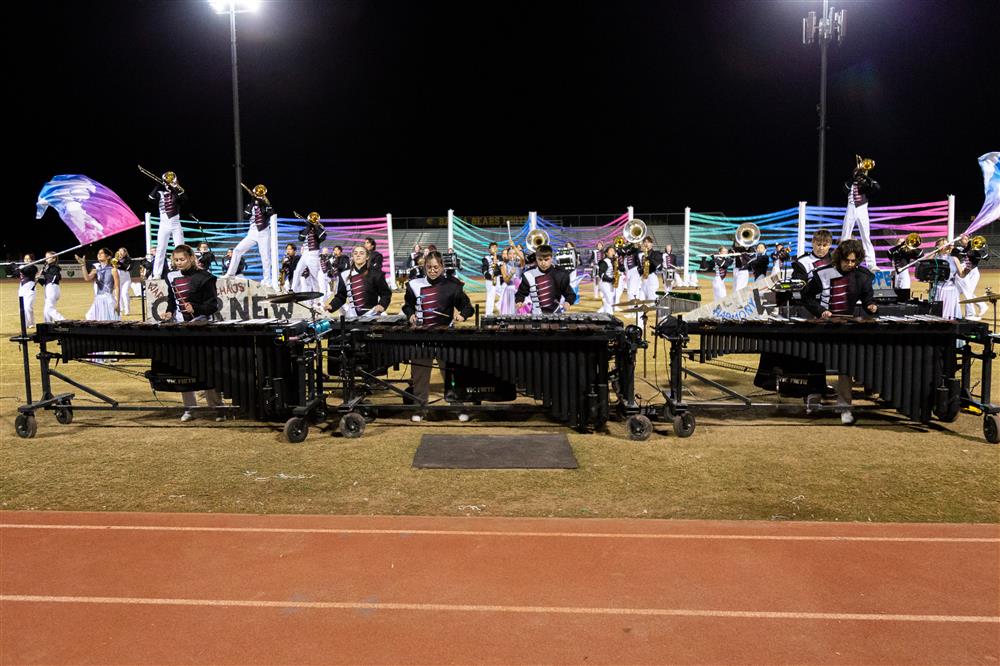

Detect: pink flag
[36,174,142,245]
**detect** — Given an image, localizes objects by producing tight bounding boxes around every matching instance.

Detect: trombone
[137,164,185,196]
[241,182,271,207]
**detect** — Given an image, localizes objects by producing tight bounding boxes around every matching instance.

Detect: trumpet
[241,182,271,207]
[138,164,185,196]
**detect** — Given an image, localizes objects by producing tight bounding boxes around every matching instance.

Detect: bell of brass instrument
[613,235,627,249]
[623,219,647,245]
[525,229,549,249]
[307,211,321,224]
[735,222,760,248]
[612,258,620,289]
[241,182,271,207]
[970,235,987,252]
[855,154,875,174]
[894,232,921,251]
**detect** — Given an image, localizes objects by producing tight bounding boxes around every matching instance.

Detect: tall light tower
[803,1,845,206]
[210,1,261,221]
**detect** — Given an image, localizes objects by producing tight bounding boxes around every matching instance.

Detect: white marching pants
[229,225,273,288]
[841,202,877,270]
[153,215,184,279]
[292,250,323,305]
[592,271,600,298]
[18,283,36,328]
[713,276,727,301]
[893,268,912,291]
[734,269,749,292]
[956,268,986,318]
[937,284,960,320]
[641,274,660,302]
[626,269,642,300]
[485,279,500,316]
[44,283,64,322]
[598,282,616,314]
[118,270,131,316]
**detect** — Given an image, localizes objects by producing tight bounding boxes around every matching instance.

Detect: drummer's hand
[374,305,385,314]
[866,304,878,314]
[324,304,334,313]
[820,310,832,319]
[561,303,571,313]
[454,314,466,323]
[409,314,418,326]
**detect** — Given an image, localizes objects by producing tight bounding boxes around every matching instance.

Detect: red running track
[2,511,998,665]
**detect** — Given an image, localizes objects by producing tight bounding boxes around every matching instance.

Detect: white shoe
[215,415,225,422]
[411,414,422,423]
[457,413,470,422]
[841,411,856,425]
[180,411,194,422]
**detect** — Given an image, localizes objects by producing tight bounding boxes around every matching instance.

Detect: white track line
[1,523,997,543]
[2,595,996,623]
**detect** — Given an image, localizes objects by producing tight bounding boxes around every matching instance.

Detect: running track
[2,511,997,665]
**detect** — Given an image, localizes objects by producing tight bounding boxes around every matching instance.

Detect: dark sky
[10,0,998,257]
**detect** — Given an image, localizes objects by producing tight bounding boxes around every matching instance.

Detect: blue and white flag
[36,174,141,245]
[966,151,1000,235]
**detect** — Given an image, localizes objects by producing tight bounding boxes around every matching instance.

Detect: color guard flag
[966,152,1000,235]
[35,174,142,245]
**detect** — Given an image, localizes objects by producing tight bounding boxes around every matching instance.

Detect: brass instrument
[612,257,620,289]
[613,235,627,249]
[138,164,185,196]
[525,229,549,249]
[294,210,322,225]
[970,235,987,252]
[241,182,271,207]
[893,232,921,251]
[641,253,650,279]
[855,154,875,174]
[623,219,647,245]
[735,222,761,248]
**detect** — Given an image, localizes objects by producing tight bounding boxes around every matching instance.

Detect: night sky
[10,0,998,258]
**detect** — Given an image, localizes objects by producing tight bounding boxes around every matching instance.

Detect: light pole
[210,1,261,221]
[803,1,845,206]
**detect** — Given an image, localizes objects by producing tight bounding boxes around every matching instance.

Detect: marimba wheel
[339,413,366,439]
[283,417,309,444]
[626,414,652,441]
[985,414,999,445]
[54,406,74,425]
[15,413,36,439]
[673,412,695,438]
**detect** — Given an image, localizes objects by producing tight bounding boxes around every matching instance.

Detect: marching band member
[596,246,618,314]
[408,253,426,281]
[515,244,576,314]
[279,244,300,292]
[481,241,503,316]
[293,212,327,307]
[164,244,223,422]
[623,243,643,301]
[410,243,424,269]
[886,235,922,302]
[802,239,878,425]
[954,235,989,319]
[444,247,462,281]
[749,243,770,281]
[563,241,583,300]
[662,244,681,287]
[16,255,38,328]
[227,184,274,288]
[789,229,833,303]
[402,250,476,423]
[331,245,350,274]
[592,241,606,298]
[364,237,385,275]
[114,248,133,316]
[732,245,752,292]
[38,251,65,322]
[771,243,791,278]
[77,248,120,322]
[499,247,522,315]
[320,247,335,300]
[221,248,246,278]
[841,155,880,270]
[149,171,187,280]
[639,237,661,301]
[326,245,392,317]
[700,247,732,301]
[195,242,216,273]
[931,238,973,320]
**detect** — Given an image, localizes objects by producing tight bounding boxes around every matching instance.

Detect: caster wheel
[15,413,37,439]
[626,414,652,441]
[54,406,74,425]
[985,414,999,445]
[357,406,376,423]
[339,413,366,439]
[283,417,309,444]
[672,412,696,438]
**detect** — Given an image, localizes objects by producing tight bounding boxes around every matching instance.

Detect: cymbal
[959,293,999,305]
[265,291,324,304]
[617,305,654,314]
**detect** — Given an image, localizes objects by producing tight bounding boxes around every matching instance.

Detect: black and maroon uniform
[802,265,876,317]
[368,250,385,274]
[328,265,392,316]
[298,223,327,251]
[18,263,38,285]
[514,265,576,313]
[245,198,274,232]
[844,172,880,206]
[149,184,186,218]
[165,267,219,322]
[38,262,61,285]
[402,275,474,328]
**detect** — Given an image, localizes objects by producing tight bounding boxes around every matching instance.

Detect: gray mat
[413,434,578,469]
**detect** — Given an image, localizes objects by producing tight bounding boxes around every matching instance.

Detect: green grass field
[2,276,997,522]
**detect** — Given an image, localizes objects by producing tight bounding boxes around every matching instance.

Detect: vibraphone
[323,313,642,437]
[653,315,998,443]
[13,319,321,438]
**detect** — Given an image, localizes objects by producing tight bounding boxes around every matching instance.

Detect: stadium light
[802,0,845,206]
